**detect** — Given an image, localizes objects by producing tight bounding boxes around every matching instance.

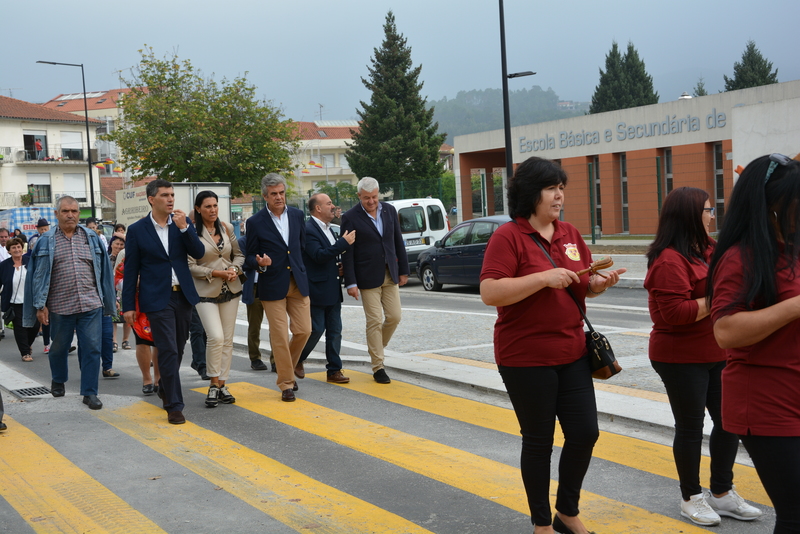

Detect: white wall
[731,97,800,175]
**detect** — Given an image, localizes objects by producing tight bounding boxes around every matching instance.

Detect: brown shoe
[327,371,350,384]
[294,362,305,379]
[281,389,296,402]
[167,411,186,425]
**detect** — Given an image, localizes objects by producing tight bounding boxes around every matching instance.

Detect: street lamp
[498,0,535,182]
[36,60,97,218]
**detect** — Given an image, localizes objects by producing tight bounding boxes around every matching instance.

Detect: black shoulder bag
[529,234,622,380]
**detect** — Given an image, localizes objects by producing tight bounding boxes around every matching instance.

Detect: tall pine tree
[347,11,446,193]
[590,41,658,114]
[723,40,779,91]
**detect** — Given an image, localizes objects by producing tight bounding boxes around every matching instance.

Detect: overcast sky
[4,0,798,123]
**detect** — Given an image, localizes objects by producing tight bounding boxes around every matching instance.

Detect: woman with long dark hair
[0,238,41,361]
[480,157,625,534]
[708,153,800,533]
[188,190,244,408]
[645,187,761,526]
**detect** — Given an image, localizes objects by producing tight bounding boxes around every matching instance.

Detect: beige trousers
[195,297,240,381]
[360,268,402,372]
[261,276,311,391]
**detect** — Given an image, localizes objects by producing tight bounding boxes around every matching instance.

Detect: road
[0,282,775,533]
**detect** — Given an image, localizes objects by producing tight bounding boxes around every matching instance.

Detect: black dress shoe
[552,514,596,534]
[281,389,296,402]
[250,359,268,371]
[0,421,6,431]
[167,411,185,424]
[82,395,103,410]
[373,369,391,384]
[142,383,155,395]
[197,366,209,380]
[50,381,65,397]
[292,381,299,391]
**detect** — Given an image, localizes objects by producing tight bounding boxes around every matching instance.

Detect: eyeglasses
[764,153,793,184]
[703,207,716,216]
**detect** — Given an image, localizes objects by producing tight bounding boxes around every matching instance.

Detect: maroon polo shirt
[711,244,800,436]
[481,217,592,367]
[645,245,725,364]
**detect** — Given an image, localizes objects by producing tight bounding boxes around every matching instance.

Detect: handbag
[529,234,622,380]
[3,307,14,326]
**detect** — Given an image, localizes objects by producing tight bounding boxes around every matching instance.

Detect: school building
[453,80,800,235]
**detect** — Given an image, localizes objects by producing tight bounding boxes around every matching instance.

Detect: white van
[387,198,450,272]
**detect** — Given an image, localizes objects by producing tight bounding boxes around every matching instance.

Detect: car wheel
[421,266,442,291]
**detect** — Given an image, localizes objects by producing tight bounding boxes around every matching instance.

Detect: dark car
[416,215,511,291]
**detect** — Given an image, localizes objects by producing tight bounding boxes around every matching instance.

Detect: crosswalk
[0,371,771,533]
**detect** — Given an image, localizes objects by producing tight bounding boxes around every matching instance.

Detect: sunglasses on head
[764,153,793,185]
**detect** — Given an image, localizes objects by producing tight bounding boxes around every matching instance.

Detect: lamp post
[498,0,535,182]
[36,60,97,218]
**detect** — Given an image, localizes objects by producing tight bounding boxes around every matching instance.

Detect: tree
[107,47,298,196]
[723,40,779,92]
[312,181,358,207]
[590,41,658,114]
[693,77,708,97]
[347,11,446,191]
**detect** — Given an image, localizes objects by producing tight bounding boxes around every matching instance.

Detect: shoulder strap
[528,233,595,333]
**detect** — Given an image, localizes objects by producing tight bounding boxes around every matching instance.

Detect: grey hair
[55,195,79,211]
[357,177,379,193]
[261,173,287,196]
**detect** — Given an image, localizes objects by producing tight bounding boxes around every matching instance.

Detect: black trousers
[499,355,599,527]
[148,291,192,412]
[651,359,739,499]
[12,303,39,356]
[740,435,800,533]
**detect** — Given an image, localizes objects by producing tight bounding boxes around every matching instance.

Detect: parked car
[386,198,449,272]
[416,215,511,291]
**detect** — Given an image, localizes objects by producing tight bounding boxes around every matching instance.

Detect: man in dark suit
[244,173,311,402]
[237,232,271,371]
[122,179,205,425]
[298,193,356,384]
[341,177,409,384]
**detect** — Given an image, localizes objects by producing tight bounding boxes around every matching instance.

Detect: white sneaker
[681,493,721,526]
[707,486,763,521]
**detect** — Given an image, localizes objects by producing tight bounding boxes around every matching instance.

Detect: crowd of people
[1,153,797,533]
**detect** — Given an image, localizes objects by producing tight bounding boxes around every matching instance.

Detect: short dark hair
[146,179,173,206]
[507,157,568,219]
[0,228,8,236]
[85,217,99,226]
[114,223,126,232]
[5,237,23,252]
[646,187,711,268]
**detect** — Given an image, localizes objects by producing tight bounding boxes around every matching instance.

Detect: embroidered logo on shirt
[564,243,581,261]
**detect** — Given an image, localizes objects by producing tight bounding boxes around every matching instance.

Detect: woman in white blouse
[0,238,41,361]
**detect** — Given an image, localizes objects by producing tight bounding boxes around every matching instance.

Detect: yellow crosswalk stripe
[96,402,434,534]
[0,416,165,534]
[224,382,711,533]
[309,370,770,507]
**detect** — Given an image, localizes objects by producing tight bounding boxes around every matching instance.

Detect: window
[714,143,725,228]
[444,225,470,247]
[63,173,87,202]
[398,206,425,233]
[61,131,84,160]
[620,154,629,233]
[321,154,334,168]
[427,204,445,231]
[23,130,47,160]
[27,173,51,203]
[592,156,602,231]
[339,153,350,169]
[470,222,496,245]
[664,149,673,194]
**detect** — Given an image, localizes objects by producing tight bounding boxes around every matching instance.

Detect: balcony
[11,145,92,166]
[15,190,102,208]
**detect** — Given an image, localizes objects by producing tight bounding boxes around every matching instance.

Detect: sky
[3,0,799,124]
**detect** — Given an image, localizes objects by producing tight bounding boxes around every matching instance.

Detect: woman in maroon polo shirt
[645,187,762,527]
[480,157,625,534]
[708,153,800,534]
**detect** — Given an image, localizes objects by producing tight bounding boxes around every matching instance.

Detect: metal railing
[10,145,89,164]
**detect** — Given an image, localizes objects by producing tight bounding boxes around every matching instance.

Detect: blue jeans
[101,315,114,371]
[298,302,343,375]
[49,307,102,396]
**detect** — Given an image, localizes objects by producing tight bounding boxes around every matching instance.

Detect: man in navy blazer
[341,177,409,384]
[244,173,311,402]
[123,179,205,425]
[298,193,355,384]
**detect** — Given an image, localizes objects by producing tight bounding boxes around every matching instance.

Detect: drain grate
[11,386,52,397]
